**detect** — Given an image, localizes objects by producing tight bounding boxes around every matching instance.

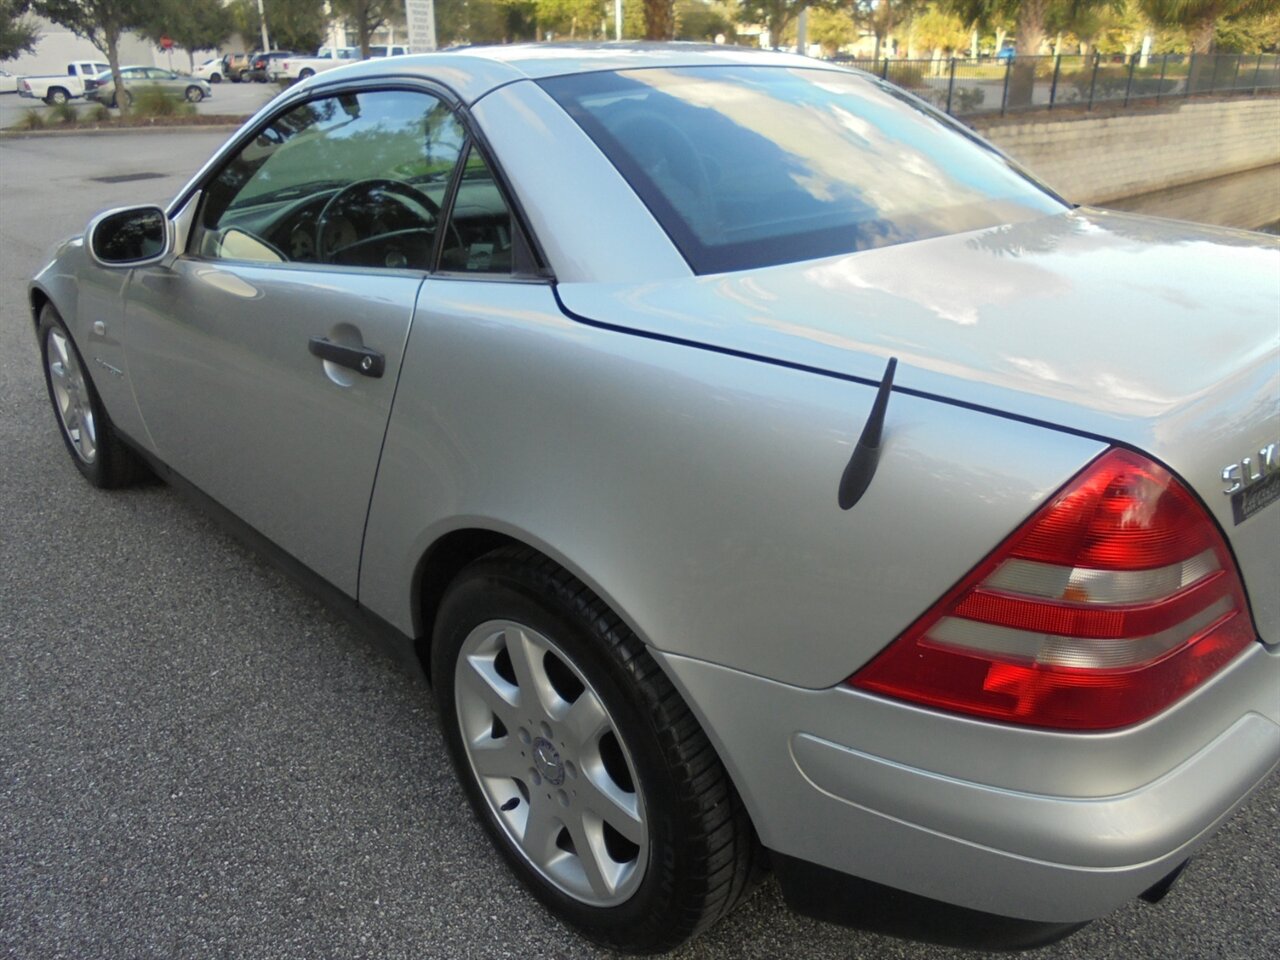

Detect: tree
[944,0,1116,103]
[1214,7,1280,52]
[676,0,738,41]
[1138,0,1271,54]
[644,0,675,38]
[740,0,826,47]
[229,0,327,53]
[331,0,392,56]
[855,0,927,59]
[33,0,144,110]
[910,2,969,57]
[1,0,40,60]
[138,0,234,70]
[807,6,858,54]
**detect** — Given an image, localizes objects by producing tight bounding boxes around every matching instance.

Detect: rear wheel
[299,68,315,80]
[46,87,69,105]
[38,305,148,488]
[209,72,222,83]
[184,85,203,103]
[432,547,759,952]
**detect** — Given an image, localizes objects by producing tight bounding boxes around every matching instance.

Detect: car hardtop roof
[316,42,849,105]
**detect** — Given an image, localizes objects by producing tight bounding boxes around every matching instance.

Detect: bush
[49,100,79,125]
[130,84,195,118]
[14,109,45,130]
[89,103,113,123]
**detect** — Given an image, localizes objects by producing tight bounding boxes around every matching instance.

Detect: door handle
[308,337,385,378]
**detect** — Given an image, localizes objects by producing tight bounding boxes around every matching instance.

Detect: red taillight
[848,448,1256,730]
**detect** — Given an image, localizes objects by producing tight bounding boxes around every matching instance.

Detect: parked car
[0,69,18,94]
[221,51,252,82]
[996,45,1016,61]
[16,61,110,104]
[245,50,297,82]
[83,66,212,106]
[272,44,405,82]
[28,45,1280,955]
[193,57,224,83]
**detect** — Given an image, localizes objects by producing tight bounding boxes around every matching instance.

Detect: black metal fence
[836,53,1280,118]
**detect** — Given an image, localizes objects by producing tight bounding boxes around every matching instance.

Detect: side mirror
[86,205,171,268]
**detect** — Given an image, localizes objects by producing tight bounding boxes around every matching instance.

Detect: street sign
[405,0,437,53]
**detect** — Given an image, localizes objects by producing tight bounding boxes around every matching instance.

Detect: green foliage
[911,2,970,51]
[676,0,737,40]
[131,83,194,117]
[137,0,234,68]
[1138,1,1273,53]
[806,7,858,53]
[89,101,111,121]
[49,98,78,122]
[1,0,40,60]
[14,106,45,128]
[330,0,390,55]
[230,0,327,52]
[1214,8,1280,52]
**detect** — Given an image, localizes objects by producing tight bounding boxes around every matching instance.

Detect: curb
[0,122,246,139]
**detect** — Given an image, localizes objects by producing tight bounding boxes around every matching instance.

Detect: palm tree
[1139,0,1271,54]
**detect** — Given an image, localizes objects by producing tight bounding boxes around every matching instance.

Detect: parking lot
[0,129,1277,960]
[0,78,276,128]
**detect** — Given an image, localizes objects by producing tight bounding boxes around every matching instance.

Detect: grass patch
[49,101,80,125]
[14,110,46,130]
[130,85,196,118]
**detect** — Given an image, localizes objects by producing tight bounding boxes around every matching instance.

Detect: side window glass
[439,145,517,276]
[193,90,466,270]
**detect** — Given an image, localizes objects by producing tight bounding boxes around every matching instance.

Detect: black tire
[299,68,315,80]
[432,547,759,953]
[209,72,222,83]
[37,304,148,488]
[184,85,203,103]
[236,70,247,82]
[46,87,69,105]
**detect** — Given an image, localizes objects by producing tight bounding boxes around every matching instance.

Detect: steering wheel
[316,178,440,266]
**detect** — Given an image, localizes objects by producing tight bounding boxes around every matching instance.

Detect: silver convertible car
[28,44,1280,952]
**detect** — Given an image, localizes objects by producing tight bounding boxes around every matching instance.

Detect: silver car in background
[83,65,212,106]
[28,44,1279,953]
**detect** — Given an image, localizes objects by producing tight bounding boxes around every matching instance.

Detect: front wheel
[38,305,148,488]
[432,547,759,952]
[184,85,203,102]
[298,68,315,80]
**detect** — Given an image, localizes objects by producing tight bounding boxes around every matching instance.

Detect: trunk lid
[557,208,1279,642]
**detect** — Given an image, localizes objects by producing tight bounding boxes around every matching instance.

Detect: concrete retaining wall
[971,97,1280,204]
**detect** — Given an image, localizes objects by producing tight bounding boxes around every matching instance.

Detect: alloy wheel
[454,619,648,907]
[45,327,97,464]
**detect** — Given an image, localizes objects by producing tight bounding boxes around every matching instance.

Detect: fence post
[1156,54,1167,101]
[1123,52,1137,106]
[1000,56,1012,115]
[1048,53,1061,109]
[1087,52,1100,110]
[1186,53,1194,98]
[881,58,889,81]
[945,57,957,114]
[1230,54,1242,94]
[1251,53,1264,95]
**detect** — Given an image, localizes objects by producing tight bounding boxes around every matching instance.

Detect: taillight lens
[848,448,1257,730]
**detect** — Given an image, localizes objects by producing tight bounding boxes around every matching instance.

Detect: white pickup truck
[272,45,409,82]
[18,60,111,104]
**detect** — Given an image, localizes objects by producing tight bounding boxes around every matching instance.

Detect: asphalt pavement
[1,131,1277,960]
[0,79,277,129]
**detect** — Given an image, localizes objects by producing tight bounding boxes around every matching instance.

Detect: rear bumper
[654,642,1280,923]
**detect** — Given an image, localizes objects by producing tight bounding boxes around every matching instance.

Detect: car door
[122,87,469,596]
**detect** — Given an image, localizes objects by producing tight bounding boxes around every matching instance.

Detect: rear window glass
[539,66,1064,274]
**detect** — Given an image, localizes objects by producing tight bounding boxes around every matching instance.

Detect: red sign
[160,35,173,50]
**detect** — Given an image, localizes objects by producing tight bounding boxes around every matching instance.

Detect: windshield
[539,66,1065,274]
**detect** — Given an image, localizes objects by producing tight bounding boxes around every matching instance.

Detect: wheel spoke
[577,766,644,845]
[562,688,610,746]
[565,816,615,898]
[458,652,520,726]
[469,735,531,782]
[521,798,561,863]
[502,625,557,719]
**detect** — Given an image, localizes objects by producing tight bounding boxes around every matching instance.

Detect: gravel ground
[1,131,1277,960]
